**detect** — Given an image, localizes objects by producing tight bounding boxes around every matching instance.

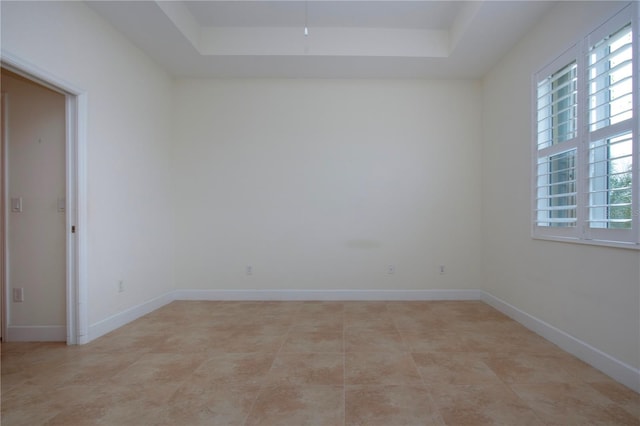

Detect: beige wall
[2,70,66,327]
[173,79,483,291]
[482,1,639,369]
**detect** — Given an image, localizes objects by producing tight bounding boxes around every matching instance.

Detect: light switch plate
[11,197,22,212]
[13,288,24,302]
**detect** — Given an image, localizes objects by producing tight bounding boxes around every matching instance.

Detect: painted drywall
[2,70,66,327]
[482,1,640,369]
[173,79,483,291]
[1,1,175,325]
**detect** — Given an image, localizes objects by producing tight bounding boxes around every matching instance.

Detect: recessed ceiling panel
[183,1,464,29]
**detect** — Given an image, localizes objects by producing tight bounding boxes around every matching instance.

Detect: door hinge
[71,225,76,234]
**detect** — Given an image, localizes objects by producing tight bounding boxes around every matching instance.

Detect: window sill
[532,234,640,250]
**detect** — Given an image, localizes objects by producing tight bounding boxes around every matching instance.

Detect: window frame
[531,2,640,249]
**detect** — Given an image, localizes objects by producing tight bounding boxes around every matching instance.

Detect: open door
[1,69,67,342]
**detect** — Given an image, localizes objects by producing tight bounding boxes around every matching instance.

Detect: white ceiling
[87,0,555,79]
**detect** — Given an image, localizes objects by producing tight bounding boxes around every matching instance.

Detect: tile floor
[1,301,638,425]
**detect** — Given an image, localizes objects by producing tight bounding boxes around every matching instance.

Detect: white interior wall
[1,1,176,326]
[2,71,66,327]
[482,1,640,369]
[172,79,483,292]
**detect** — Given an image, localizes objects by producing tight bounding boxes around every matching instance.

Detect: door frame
[1,52,88,345]
[1,92,6,342]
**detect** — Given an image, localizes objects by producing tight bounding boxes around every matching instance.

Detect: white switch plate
[13,288,24,302]
[11,197,22,212]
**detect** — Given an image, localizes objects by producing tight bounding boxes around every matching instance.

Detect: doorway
[2,68,67,341]
[1,54,87,345]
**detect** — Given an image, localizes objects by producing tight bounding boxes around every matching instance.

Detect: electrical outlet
[439,265,445,275]
[118,280,125,293]
[387,265,396,274]
[246,265,253,275]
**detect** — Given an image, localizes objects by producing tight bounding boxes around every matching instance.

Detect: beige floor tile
[1,348,80,392]
[345,327,407,352]
[400,330,472,353]
[232,301,302,317]
[244,384,344,426]
[345,384,444,426]
[2,343,88,375]
[153,329,218,353]
[343,301,388,314]
[190,352,276,385]
[208,312,292,329]
[1,342,46,353]
[142,306,214,327]
[2,301,637,426]
[343,302,392,327]
[298,301,344,315]
[44,383,181,426]
[588,381,640,418]
[491,330,563,355]
[484,354,580,384]
[55,352,143,386]
[434,301,512,323]
[345,352,422,386]
[281,329,344,352]
[82,386,178,425]
[266,353,343,385]
[431,383,544,426]
[110,352,206,386]
[291,315,344,332]
[207,331,287,353]
[1,384,62,426]
[82,331,168,354]
[344,316,396,330]
[110,317,171,335]
[163,382,262,426]
[512,382,640,425]
[553,352,620,382]
[384,301,436,316]
[412,352,503,385]
[392,316,448,333]
[208,322,291,336]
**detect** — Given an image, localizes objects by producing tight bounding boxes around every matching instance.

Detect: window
[533,4,639,248]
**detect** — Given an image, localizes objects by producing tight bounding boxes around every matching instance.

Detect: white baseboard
[174,288,482,301]
[6,325,66,342]
[481,291,640,393]
[87,291,174,341]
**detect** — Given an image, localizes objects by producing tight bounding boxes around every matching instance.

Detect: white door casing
[1,51,88,345]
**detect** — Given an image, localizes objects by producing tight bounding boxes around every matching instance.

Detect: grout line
[389,301,447,424]
[503,382,549,425]
[240,301,296,426]
[342,303,346,426]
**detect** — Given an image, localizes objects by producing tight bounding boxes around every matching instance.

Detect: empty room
[1,1,639,425]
